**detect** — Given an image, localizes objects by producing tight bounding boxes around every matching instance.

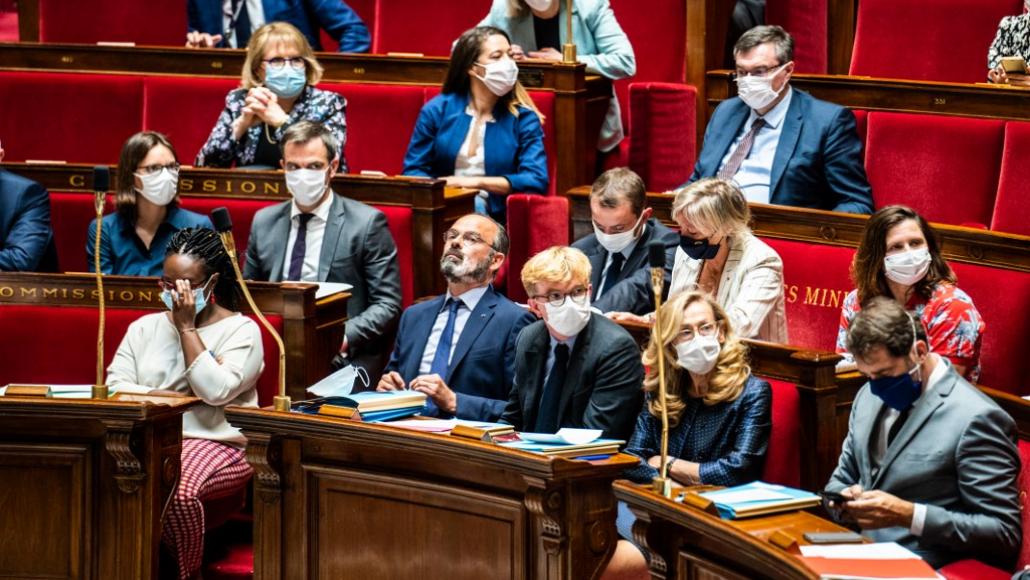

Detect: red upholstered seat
[766,0,827,73]
[371,0,488,55]
[504,194,569,303]
[0,71,143,164]
[0,10,16,42]
[50,192,110,274]
[759,238,855,351]
[626,82,696,191]
[950,262,1030,394]
[852,109,868,160]
[178,198,278,262]
[33,0,186,45]
[849,0,1023,83]
[370,204,414,307]
[142,76,241,165]
[758,378,800,488]
[993,121,1030,236]
[864,112,1004,228]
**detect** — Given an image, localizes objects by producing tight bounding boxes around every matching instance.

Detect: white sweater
[106,312,264,447]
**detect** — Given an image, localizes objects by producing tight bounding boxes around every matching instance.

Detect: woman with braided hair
[106,227,264,580]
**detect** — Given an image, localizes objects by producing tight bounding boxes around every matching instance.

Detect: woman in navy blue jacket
[402,26,549,224]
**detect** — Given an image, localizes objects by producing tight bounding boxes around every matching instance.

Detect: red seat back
[369,204,414,307]
[35,0,187,45]
[993,121,1030,237]
[50,192,109,273]
[1018,440,1030,569]
[142,76,241,165]
[766,0,828,73]
[865,112,1004,228]
[178,198,278,260]
[849,0,1023,83]
[0,72,142,164]
[758,377,800,488]
[372,0,487,55]
[627,82,696,191]
[505,194,569,303]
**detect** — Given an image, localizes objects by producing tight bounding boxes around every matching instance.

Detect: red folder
[799,555,938,579]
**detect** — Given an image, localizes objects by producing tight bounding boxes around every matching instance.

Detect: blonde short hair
[240,22,324,90]
[521,246,592,295]
[671,178,751,238]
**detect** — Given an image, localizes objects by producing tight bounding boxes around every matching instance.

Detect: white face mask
[735,63,787,111]
[285,168,328,207]
[675,334,721,375]
[525,0,554,10]
[543,295,592,337]
[884,247,932,286]
[135,168,179,206]
[473,58,519,97]
[594,213,644,255]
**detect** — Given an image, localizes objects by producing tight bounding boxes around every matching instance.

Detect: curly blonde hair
[642,291,751,427]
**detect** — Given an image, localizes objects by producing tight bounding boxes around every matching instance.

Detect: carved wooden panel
[677,552,750,580]
[305,466,526,580]
[0,442,91,579]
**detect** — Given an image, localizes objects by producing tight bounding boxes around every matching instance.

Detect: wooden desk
[0,394,198,580]
[614,481,852,580]
[224,407,639,580]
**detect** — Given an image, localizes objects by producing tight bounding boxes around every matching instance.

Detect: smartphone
[818,491,847,504]
[804,531,864,544]
[1001,56,1027,74]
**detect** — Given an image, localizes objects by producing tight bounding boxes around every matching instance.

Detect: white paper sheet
[315,282,354,300]
[705,488,793,504]
[519,428,602,445]
[800,542,921,560]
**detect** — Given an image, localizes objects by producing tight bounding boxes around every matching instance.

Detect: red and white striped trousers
[163,438,253,580]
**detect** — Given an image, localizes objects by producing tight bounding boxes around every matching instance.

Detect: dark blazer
[501,313,644,440]
[384,286,535,421]
[572,217,678,301]
[402,91,549,222]
[826,364,1021,569]
[687,89,873,214]
[0,169,57,272]
[243,193,402,375]
[187,0,371,53]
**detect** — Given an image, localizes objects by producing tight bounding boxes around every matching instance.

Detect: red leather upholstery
[0,71,142,164]
[35,0,186,45]
[758,378,801,488]
[993,121,1030,236]
[372,0,488,55]
[766,0,828,73]
[938,559,1012,580]
[849,0,1023,83]
[626,82,697,191]
[865,112,1004,228]
[50,192,111,274]
[178,198,278,261]
[370,204,414,307]
[143,76,241,165]
[505,194,569,303]
[852,109,868,160]
[0,10,16,42]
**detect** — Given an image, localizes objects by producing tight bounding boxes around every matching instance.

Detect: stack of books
[292,391,427,422]
[698,481,821,519]
[500,429,623,459]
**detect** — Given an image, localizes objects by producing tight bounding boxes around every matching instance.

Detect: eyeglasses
[443,230,490,248]
[530,286,589,307]
[137,162,180,175]
[263,57,306,71]
[678,322,718,342]
[734,62,786,78]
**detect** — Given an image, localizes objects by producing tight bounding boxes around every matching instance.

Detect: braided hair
[166,227,241,311]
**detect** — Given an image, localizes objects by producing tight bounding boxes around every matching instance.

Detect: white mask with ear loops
[525,0,554,10]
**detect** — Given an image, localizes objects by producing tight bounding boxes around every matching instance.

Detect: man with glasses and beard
[376,214,534,421]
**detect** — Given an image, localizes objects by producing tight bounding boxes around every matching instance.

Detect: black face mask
[679,235,720,260]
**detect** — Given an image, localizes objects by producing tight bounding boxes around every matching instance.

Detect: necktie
[718,117,767,179]
[599,252,625,297]
[429,298,462,377]
[287,213,314,281]
[233,0,251,48]
[887,408,910,446]
[535,343,570,433]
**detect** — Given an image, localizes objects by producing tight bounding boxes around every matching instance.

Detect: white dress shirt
[455,105,492,214]
[222,0,266,48]
[281,191,334,282]
[717,87,794,204]
[595,225,646,301]
[417,285,490,375]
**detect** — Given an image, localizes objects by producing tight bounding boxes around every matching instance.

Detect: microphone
[92,166,110,400]
[562,0,576,62]
[210,207,290,412]
[648,241,672,497]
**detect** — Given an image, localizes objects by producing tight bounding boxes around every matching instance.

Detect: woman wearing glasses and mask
[403,26,548,225]
[87,131,212,276]
[107,227,263,580]
[602,290,771,580]
[196,21,347,170]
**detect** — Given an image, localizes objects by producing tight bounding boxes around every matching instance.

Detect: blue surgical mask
[264,66,306,99]
[679,235,720,260]
[869,362,922,411]
[160,279,213,317]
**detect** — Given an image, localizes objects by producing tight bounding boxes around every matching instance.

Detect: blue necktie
[288,213,314,281]
[429,298,461,377]
[535,343,570,433]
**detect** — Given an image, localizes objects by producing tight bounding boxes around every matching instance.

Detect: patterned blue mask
[264,66,306,99]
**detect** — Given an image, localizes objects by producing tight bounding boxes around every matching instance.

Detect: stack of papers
[798,542,938,579]
[292,391,427,422]
[1,384,152,398]
[698,481,821,519]
[500,428,623,458]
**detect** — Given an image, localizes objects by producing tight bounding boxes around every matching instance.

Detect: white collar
[445,285,490,312]
[290,189,334,222]
[747,86,793,130]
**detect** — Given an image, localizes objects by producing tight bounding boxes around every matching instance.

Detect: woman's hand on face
[170,279,197,332]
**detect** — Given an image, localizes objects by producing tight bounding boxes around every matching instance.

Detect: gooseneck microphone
[648,241,672,497]
[210,207,290,412]
[92,166,110,400]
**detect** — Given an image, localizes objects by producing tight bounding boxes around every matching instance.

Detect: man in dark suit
[501,246,644,440]
[376,213,534,421]
[825,297,1021,570]
[0,142,57,272]
[243,121,401,378]
[687,25,873,214]
[572,167,678,303]
[186,0,370,52]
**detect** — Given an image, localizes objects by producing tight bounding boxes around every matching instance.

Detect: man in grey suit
[826,297,1021,570]
[571,167,678,303]
[243,120,401,379]
[500,246,643,440]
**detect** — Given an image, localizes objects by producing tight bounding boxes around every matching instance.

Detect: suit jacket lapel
[522,326,550,430]
[768,92,804,199]
[404,295,446,380]
[707,104,749,174]
[446,288,499,381]
[318,193,345,282]
[623,223,654,275]
[588,248,606,296]
[871,374,954,488]
[268,203,292,282]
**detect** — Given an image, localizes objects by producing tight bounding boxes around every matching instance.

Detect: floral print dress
[987,13,1030,71]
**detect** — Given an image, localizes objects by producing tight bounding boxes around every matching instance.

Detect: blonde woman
[597,178,788,344]
[602,290,771,580]
[196,22,347,170]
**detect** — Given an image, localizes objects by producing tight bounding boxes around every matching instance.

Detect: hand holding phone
[1001,56,1028,75]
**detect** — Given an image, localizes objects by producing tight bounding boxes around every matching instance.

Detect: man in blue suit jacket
[0,145,57,272]
[687,25,873,214]
[377,213,534,421]
[186,0,370,53]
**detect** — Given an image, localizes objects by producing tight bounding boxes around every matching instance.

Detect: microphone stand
[562,0,577,63]
[92,167,109,400]
[648,243,672,498]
